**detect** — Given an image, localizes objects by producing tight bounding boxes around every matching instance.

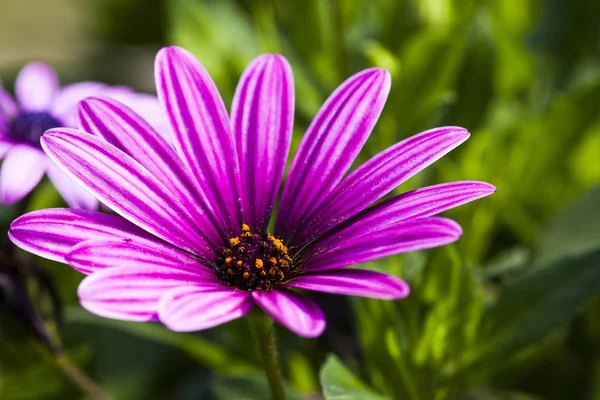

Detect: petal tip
[156,45,192,63]
[77,95,106,109]
[65,251,93,275]
[452,222,464,237]
[435,217,463,237]
[464,181,497,196]
[248,53,292,76]
[22,61,54,72]
[77,274,95,298]
[301,319,326,338]
[448,126,470,136]
[394,281,411,299]
[361,67,392,90]
[483,182,497,193]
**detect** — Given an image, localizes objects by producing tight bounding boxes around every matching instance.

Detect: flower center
[216,224,301,291]
[8,112,62,146]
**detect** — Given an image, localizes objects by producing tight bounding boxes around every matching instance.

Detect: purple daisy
[0,62,166,209]
[8,47,495,338]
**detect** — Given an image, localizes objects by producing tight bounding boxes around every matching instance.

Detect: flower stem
[54,351,112,400]
[248,310,286,400]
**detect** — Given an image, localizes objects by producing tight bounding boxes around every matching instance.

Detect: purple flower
[0,62,165,208]
[8,47,495,338]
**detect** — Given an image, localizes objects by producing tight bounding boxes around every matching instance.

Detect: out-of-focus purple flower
[0,62,165,208]
[9,48,495,338]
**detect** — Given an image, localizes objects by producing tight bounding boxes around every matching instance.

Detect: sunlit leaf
[320,354,390,400]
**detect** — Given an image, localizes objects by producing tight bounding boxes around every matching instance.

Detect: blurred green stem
[55,351,112,400]
[16,192,112,400]
[248,310,286,400]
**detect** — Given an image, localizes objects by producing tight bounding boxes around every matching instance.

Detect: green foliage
[320,355,390,400]
[2,0,600,399]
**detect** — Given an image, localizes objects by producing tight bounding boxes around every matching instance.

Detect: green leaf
[479,247,530,281]
[319,355,390,400]
[477,247,600,361]
[172,371,303,400]
[536,185,600,265]
[211,372,303,400]
[455,387,542,400]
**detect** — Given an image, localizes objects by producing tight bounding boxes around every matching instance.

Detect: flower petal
[41,128,214,256]
[107,92,170,140]
[47,162,99,210]
[15,62,59,111]
[0,144,47,204]
[0,139,15,158]
[317,181,495,243]
[293,127,470,244]
[276,68,390,239]
[303,217,462,271]
[66,239,217,276]
[0,81,18,124]
[155,46,242,236]
[231,54,294,233]
[252,289,326,338]
[9,208,154,262]
[287,269,410,300]
[79,266,216,322]
[158,286,252,332]
[76,97,222,245]
[50,81,116,128]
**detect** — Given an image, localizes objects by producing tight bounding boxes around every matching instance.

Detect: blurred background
[1,0,600,399]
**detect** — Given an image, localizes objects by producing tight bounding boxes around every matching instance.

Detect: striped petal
[108,92,170,140]
[303,217,462,271]
[317,181,495,242]
[155,46,242,237]
[9,208,154,263]
[287,269,410,300]
[66,239,217,276]
[76,97,221,245]
[252,289,326,338]
[293,127,470,244]
[79,266,217,322]
[158,286,252,332]
[231,54,294,233]
[276,68,390,239]
[41,128,213,257]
